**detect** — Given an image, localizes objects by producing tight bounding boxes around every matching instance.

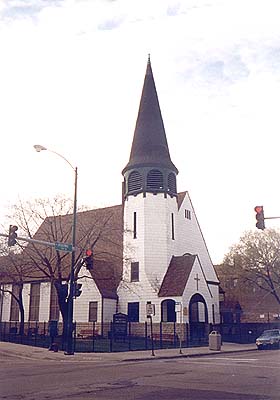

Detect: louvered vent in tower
[147,169,164,190]
[128,171,143,192]
[168,173,177,194]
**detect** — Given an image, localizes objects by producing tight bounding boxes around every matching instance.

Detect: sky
[1,0,280,264]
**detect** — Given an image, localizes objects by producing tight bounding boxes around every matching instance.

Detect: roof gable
[177,191,187,209]
[89,259,119,299]
[158,254,196,297]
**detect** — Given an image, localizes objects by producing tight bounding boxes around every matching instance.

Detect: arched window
[147,169,164,190]
[189,294,208,323]
[128,171,142,192]
[168,173,177,193]
[161,299,176,322]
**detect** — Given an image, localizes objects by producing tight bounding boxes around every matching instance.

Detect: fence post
[150,317,155,356]
[27,321,30,342]
[109,321,113,352]
[186,323,189,347]
[128,321,131,351]
[15,322,18,343]
[173,322,176,348]
[3,322,5,340]
[34,321,38,346]
[92,322,95,352]
[73,322,76,353]
[160,322,163,349]
[145,321,148,350]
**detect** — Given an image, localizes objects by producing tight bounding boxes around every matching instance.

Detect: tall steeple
[122,56,178,198]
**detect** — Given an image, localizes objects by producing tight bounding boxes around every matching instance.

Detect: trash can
[209,331,222,350]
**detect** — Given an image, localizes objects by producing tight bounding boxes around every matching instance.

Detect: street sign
[55,242,73,252]
[146,303,155,317]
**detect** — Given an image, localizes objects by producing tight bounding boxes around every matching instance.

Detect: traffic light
[254,206,265,230]
[74,283,82,298]
[8,225,18,246]
[84,249,94,270]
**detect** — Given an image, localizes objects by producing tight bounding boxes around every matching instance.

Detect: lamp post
[34,144,77,355]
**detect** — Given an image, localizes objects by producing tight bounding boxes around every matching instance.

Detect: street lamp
[34,144,77,355]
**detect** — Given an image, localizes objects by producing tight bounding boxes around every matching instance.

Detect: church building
[117,57,220,329]
[0,57,220,339]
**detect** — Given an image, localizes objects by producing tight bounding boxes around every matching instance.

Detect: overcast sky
[1,0,280,264]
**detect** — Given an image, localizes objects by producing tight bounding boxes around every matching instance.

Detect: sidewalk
[0,341,256,363]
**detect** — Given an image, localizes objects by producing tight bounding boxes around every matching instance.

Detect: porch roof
[158,254,196,297]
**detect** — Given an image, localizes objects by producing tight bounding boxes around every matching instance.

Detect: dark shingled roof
[177,191,187,209]
[0,204,123,298]
[158,254,196,297]
[89,259,119,299]
[122,57,178,174]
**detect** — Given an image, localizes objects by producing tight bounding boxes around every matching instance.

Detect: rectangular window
[131,262,139,282]
[29,283,40,321]
[185,209,191,220]
[10,285,19,322]
[133,211,137,239]
[128,302,139,322]
[171,213,175,240]
[49,283,59,321]
[89,301,98,322]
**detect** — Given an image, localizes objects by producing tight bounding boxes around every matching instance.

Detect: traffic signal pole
[0,232,73,250]
[64,166,78,356]
[254,206,280,230]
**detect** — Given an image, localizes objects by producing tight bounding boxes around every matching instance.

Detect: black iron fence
[0,320,209,352]
[2,321,276,352]
[220,322,280,343]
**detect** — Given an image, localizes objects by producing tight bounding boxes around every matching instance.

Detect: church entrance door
[189,294,208,344]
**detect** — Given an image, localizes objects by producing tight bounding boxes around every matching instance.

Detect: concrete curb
[122,347,257,362]
[0,341,257,363]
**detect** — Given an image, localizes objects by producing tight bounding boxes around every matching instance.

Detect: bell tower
[122,56,178,199]
[122,56,179,297]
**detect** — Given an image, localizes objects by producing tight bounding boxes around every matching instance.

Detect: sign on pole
[55,242,73,252]
[146,303,155,317]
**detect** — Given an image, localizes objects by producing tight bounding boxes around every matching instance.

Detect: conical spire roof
[122,57,178,174]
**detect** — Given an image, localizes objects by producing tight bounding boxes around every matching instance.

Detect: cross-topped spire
[122,56,178,175]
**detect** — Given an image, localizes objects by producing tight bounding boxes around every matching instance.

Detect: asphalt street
[1,348,279,399]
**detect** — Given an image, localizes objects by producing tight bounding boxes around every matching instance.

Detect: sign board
[113,313,128,339]
[55,242,73,252]
[146,303,155,317]
[175,302,182,313]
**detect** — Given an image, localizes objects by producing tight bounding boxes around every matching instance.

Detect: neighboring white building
[0,58,220,339]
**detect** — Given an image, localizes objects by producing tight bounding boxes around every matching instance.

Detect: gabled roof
[177,191,187,209]
[158,254,196,297]
[0,204,124,294]
[122,56,178,174]
[89,259,119,299]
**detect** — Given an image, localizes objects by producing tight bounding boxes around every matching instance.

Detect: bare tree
[223,228,280,306]
[0,247,32,335]
[1,196,123,338]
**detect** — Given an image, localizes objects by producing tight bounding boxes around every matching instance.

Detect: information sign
[113,313,128,339]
